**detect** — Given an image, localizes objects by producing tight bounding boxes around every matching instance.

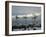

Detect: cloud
[12,6,41,16]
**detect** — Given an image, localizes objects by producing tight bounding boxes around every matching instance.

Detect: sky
[12,6,41,26]
[12,6,41,16]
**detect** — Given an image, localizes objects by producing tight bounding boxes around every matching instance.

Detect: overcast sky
[12,6,41,16]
